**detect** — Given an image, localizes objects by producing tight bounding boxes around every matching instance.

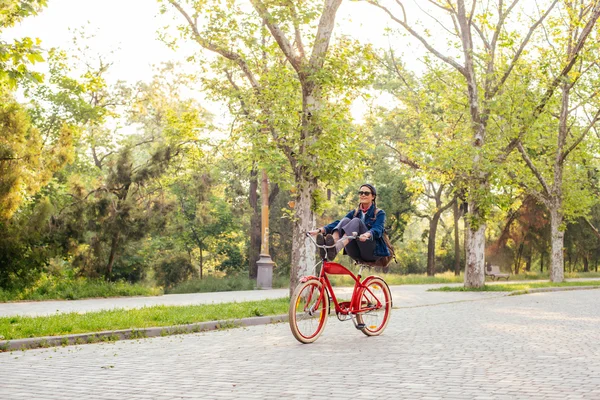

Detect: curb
[0,314,289,352]
[509,285,600,296]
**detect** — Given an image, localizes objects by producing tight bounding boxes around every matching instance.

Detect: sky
[4,0,437,121]
[4,0,416,80]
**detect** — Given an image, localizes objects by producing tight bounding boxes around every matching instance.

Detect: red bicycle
[289,233,392,344]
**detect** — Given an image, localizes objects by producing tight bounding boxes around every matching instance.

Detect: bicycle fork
[350,313,366,330]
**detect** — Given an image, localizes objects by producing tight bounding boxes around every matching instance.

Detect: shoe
[316,233,326,259]
[325,234,337,261]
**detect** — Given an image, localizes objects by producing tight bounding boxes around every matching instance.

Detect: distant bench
[485,264,510,281]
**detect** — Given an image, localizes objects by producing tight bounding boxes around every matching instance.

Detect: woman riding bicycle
[309,184,390,263]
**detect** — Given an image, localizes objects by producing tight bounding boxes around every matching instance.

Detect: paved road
[2,289,599,399]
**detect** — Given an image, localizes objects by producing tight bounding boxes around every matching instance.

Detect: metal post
[256,169,275,289]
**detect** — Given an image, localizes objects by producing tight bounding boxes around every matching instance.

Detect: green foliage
[392,238,427,275]
[3,0,600,297]
[0,196,63,290]
[215,241,245,274]
[166,275,249,294]
[154,254,196,288]
[165,274,280,294]
[0,221,46,290]
[0,273,161,302]
[0,90,74,219]
[268,189,294,273]
[0,0,46,87]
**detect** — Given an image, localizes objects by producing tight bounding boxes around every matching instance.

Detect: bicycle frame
[301,259,384,316]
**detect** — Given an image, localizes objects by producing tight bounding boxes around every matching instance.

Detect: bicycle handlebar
[305,231,372,248]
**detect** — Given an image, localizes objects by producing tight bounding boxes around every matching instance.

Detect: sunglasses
[358,191,372,196]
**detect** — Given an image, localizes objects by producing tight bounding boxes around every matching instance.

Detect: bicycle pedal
[355,323,366,330]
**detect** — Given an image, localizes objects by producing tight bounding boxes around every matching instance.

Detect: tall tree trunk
[525,249,532,272]
[514,242,524,275]
[105,231,120,280]
[289,178,317,296]
[465,201,486,287]
[540,251,544,273]
[549,207,565,282]
[248,167,261,279]
[583,255,589,272]
[463,206,469,278]
[453,200,461,276]
[199,246,203,280]
[456,0,487,288]
[426,213,441,276]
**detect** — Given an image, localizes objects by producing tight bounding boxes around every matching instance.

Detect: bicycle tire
[289,279,329,344]
[356,277,392,336]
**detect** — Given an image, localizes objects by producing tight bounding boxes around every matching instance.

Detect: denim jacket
[323,203,390,257]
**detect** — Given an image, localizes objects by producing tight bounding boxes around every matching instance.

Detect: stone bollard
[256,254,275,289]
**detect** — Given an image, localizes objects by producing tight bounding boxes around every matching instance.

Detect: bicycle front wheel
[289,279,329,344]
[356,277,392,336]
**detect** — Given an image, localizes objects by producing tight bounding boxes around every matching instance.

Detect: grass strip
[430,280,600,292]
[0,278,162,302]
[0,298,289,341]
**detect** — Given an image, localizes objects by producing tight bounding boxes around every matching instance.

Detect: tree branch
[287,0,306,59]
[561,108,600,163]
[425,0,453,13]
[568,84,599,113]
[531,3,600,122]
[488,0,558,99]
[471,21,490,51]
[507,171,548,206]
[308,0,343,72]
[582,217,600,240]
[250,0,302,73]
[438,195,457,215]
[167,0,261,89]
[384,143,421,169]
[413,0,458,38]
[517,141,551,196]
[365,0,466,76]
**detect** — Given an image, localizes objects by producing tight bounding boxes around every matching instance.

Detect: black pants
[332,217,380,262]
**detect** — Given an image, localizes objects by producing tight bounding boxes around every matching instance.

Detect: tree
[417,183,456,276]
[0,2,74,220]
[364,0,598,287]
[370,54,462,276]
[514,0,600,282]
[168,171,238,278]
[488,195,549,274]
[162,0,370,292]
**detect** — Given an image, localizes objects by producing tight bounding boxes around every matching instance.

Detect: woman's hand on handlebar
[358,231,372,242]
[308,229,321,236]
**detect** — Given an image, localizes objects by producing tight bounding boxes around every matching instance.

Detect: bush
[167,274,289,294]
[111,254,147,283]
[154,255,197,288]
[0,227,45,290]
[0,273,162,302]
[215,242,246,275]
[390,239,427,275]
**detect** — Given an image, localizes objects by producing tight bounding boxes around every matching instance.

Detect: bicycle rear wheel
[289,279,329,344]
[356,277,391,336]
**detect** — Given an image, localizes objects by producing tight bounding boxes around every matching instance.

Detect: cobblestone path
[1,290,599,399]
